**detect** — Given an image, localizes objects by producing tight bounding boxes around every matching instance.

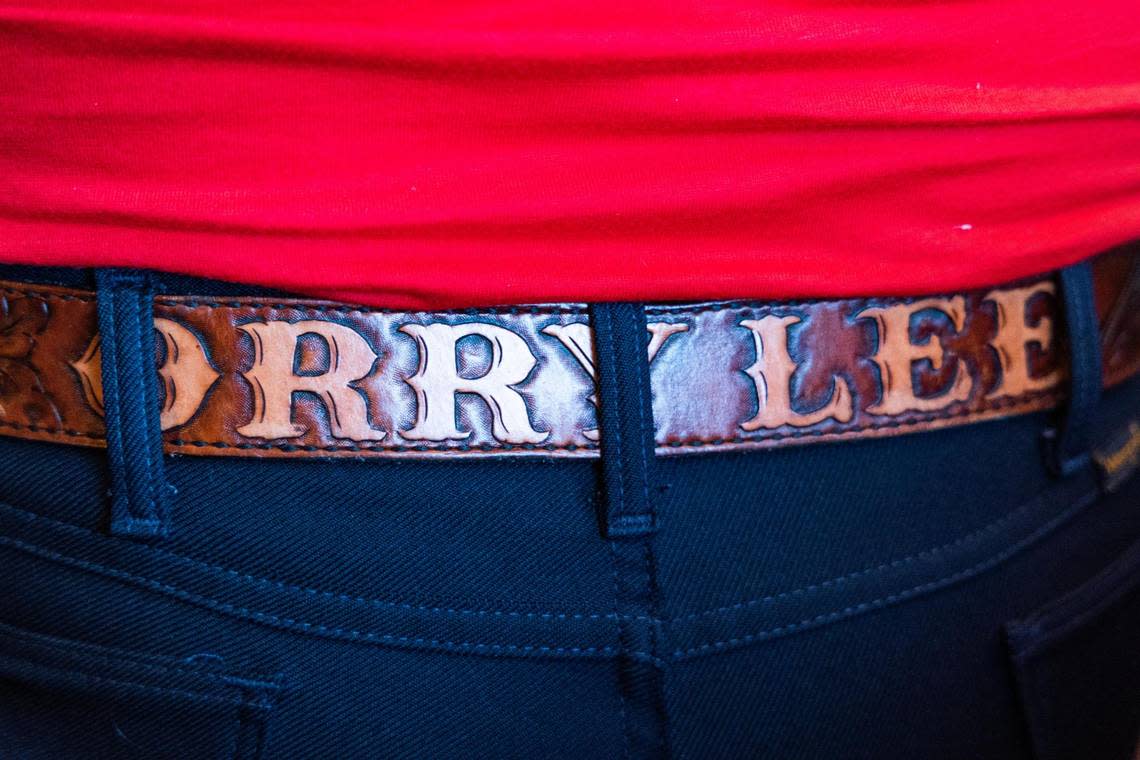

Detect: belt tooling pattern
[0,253,1136,459]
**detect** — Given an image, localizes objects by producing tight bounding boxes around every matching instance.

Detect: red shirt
[2,1,1138,308]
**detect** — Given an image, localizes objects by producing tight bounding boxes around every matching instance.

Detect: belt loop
[592,302,658,540]
[591,302,669,758]
[96,269,172,540]
[1043,261,1103,478]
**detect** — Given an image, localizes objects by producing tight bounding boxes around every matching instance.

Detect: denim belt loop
[95,269,173,540]
[1043,260,1104,478]
[590,302,670,758]
[592,302,658,540]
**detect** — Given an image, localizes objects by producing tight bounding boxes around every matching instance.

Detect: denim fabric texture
[0,263,1138,759]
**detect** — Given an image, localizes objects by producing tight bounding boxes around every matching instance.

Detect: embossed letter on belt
[1,255,1137,459]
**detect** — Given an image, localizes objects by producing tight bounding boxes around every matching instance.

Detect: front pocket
[1006,535,1140,760]
[0,620,283,759]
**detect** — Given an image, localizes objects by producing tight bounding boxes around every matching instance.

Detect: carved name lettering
[13,260,1121,460]
[858,297,973,415]
[71,318,221,431]
[399,322,547,444]
[237,320,384,441]
[985,283,1059,398]
[542,321,689,440]
[739,314,854,430]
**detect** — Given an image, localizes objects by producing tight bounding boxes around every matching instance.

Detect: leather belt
[0,251,1136,460]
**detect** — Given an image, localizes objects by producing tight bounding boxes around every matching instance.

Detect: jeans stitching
[633,310,651,520]
[610,549,632,760]
[0,656,270,710]
[0,492,1066,625]
[0,624,283,687]
[671,485,1051,623]
[0,481,1098,661]
[669,485,1099,660]
[643,540,670,756]
[0,534,618,659]
[130,287,159,524]
[100,293,125,490]
[597,310,627,519]
[1,504,622,620]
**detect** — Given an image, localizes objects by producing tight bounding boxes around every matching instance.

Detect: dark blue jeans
[0,264,1138,759]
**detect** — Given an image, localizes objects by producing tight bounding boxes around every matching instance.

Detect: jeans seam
[672,484,1053,623]
[0,533,619,660]
[594,303,669,757]
[1,502,621,621]
[0,623,282,687]
[0,655,270,710]
[611,551,632,760]
[0,483,1087,627]
[669,484,1100,660]
[0,481,1101,663]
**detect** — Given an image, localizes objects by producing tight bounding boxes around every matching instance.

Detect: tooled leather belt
[0,251,1137,460]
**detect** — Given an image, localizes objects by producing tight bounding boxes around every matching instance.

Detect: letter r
[399,322,548,444]
[237,320,385,441]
